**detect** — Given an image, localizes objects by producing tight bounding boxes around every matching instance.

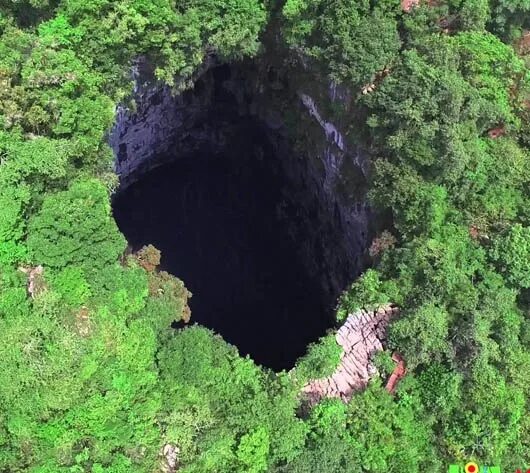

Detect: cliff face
[109,57,223,188]
[109,54,371,303]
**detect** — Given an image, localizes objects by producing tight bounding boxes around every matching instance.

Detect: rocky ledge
[302,304,400,405]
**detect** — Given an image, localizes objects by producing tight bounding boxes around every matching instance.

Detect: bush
[490,224,530,289]
[295,332,342,382]
[26,179,126,272]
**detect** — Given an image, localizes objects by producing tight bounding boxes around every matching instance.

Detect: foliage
[50,266,91,306]
[55,0,267,87]
[26,179,126,272]
[389,302,450,369]
[294,332,342,382]
[343,6,530,467]
[489,224,530,289]
[0,260,173,471]
[281,0,401,88]
[283,383,438,473]
[157,326,307,471]
[140,269,192,329]
[0,0,529,470]
[490,0,530,39]
[337,269,399,320]
[0,2,272,469]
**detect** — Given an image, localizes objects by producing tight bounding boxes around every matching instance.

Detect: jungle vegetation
[0,0,529,471]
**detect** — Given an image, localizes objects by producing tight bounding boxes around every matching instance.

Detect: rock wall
[288,86,370,297]
[302,305,400,405]
[109,57,371,300]
[109,58,225,189]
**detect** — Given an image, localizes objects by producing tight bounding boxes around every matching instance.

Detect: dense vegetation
[0,0,529,471]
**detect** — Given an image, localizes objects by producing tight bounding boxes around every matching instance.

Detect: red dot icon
[465,463,478,473]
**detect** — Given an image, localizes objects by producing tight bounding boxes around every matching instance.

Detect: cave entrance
[112,61,365,370]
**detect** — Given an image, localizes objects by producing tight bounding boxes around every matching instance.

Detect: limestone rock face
[302,305,400,404]
[159,444,179,473]
[109,58,223,189]
[292,88,370,296]
[19,265,44,298]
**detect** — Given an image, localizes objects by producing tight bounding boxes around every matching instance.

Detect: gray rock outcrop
[302,305,399,404]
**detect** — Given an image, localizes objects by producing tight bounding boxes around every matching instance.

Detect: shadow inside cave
[113,132,333,371]
[111,62,366,371]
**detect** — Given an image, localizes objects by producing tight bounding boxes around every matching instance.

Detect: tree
[157,326,307,471]
[285,383,438,473]
[0,184,29,266]
[389,302,450,368]
[337,269,400,321]
[490,0,530,39]
[489,224,530,289]
[26,179,126,272]
[50,265,91,306]
[294,332,342,383]
[282,0,401,88]
[1,0,530,469]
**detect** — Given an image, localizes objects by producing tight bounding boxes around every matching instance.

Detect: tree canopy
[0,0,529,471]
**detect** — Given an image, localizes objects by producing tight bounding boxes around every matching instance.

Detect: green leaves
[0,185,29,266]
[337,269,399,320]
[236,426,270,473]
[452,31,528,128]
[490,0,530,38]
[51,266,91,306]
[26,179,126,271]
[390,302,450,369]
[0,2,279,472]
[282,0,401,88]
[0,0,529,470]
[157,326,307,470]
[490,224,530,288]
[294,332,342,382]
[288,384,437,473]
[54,0,267,87]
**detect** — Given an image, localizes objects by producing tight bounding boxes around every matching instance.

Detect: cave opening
[112,61,368,371]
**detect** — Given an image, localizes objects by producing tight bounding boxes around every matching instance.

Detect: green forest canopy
[1,0,530,471]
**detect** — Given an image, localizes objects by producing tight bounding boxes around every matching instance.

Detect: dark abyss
[111,63,361,370]
[113,128,338,371]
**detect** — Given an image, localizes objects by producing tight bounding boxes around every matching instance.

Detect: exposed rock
[302,304,400,405]
[488,125,506,139]
[19,265,45,299]
[360,67,391,96]
[159,444,179,473]
[401,0,420,12]
[298,92,345,151]
[109,81,225,189]
[75,306,92,337]
[385,352,407,394]
[516,30,530,55]
[402,0,441,14]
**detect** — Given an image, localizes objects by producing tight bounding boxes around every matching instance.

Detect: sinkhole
[111,61,369,370]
